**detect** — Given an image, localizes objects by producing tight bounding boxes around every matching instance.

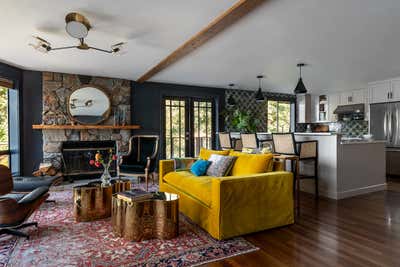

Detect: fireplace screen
[61,140,117,180]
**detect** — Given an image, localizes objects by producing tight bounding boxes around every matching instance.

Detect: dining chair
[218,133,232,150]
[272,133,319,199]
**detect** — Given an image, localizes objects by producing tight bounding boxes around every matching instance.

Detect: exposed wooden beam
[137,0,266,83]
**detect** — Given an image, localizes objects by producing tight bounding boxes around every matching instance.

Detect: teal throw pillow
[190,160,211,176]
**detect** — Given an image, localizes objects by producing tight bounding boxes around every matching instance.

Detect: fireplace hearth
[61,140,117,181]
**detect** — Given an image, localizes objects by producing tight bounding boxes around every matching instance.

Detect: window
[0,86,9,167]
[267,100,292,133]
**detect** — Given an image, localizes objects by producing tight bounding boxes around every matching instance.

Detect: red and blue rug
[2,189,258,266]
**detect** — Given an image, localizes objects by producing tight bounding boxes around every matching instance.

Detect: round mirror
[68,86,111,125]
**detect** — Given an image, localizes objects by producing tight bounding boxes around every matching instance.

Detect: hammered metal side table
[73,179,131,222]
[111,192,179,241]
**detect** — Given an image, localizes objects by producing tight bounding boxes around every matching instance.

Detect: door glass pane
[193,100,213,157]
[164,99,186,159]
[0,86,9,167]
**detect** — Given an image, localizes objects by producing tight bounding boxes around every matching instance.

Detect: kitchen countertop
[340,140,386,145]
[294,132,336,136]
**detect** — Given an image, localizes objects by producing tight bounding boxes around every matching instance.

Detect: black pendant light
[294,63,308,94]
[227,83,236,107]
[255,75,265,102]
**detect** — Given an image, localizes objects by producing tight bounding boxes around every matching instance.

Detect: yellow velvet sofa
[159,159,294,240]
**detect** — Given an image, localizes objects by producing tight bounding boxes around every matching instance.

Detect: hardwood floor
[204,180,400,267]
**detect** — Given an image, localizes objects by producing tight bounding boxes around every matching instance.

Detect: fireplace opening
[61,140,117,181]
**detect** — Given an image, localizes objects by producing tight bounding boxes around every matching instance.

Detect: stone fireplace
[41,72,132,170]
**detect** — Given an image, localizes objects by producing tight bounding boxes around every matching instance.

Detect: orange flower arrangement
[89,149,118,169]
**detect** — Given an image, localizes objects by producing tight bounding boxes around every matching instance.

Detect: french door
[163,97,214,159]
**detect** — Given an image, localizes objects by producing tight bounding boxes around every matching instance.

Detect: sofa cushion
[163,171,212,206]
[199,148,230,160]
[190,160,211,176]
[206,154,237,177]
[229,151,274,176]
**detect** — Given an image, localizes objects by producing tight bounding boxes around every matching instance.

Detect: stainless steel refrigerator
[370,102,400,147]
[370,102,400,176]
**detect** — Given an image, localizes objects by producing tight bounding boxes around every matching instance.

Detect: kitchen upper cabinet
[327,93,340,121]
[296,94,311,123]
[352,89,367,104]
[340,89,366,105]
[369,81,392,103]
[390,79,400,101]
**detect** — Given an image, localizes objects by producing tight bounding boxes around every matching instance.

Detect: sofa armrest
[159,160,175,182]
[211,171,294,239]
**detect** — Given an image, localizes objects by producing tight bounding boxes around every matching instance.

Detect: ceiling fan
[30,12,126,54]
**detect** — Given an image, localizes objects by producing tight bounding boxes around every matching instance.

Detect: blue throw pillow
[190,160,211,176]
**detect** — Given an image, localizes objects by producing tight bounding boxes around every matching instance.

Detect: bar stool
[218,133,233,150]
[272,133,319,199]
[240,133,258,149]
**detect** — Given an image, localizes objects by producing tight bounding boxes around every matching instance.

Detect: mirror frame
[67,84,111,125]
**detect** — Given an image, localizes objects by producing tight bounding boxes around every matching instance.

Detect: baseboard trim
[336,183,387,199]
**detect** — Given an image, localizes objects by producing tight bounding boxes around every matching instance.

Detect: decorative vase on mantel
[89,150,117,187]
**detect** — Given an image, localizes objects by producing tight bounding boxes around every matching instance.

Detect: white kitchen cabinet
[369,81,392,103]
[327,93,340,121]
[352,89,367,104]
[390,79,400,101]
[340,89,366,105]
[340,91,353,105]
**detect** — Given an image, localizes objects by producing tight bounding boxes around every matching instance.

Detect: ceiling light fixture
[30,12,126,55]
[294,63,308,94]
[227,83,237,107]
[255,75,265,103]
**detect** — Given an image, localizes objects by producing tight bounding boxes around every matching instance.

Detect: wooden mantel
[32,124,140,130]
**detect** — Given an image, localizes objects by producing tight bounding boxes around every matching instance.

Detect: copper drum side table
[73,179,131,222]
[112,192,179,241]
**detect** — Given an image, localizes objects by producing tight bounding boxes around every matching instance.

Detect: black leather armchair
[0,165,49,239]
[119,135,159,191]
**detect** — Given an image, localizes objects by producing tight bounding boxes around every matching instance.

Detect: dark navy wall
[21,71,43,174]
[132,81,226,159]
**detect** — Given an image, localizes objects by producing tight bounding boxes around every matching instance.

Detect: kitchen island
[295,133,386,199]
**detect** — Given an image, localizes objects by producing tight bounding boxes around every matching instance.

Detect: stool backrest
[298,141,318,159]
[241,134,258,149]
[272,133,296,155]
[218,133,232,150]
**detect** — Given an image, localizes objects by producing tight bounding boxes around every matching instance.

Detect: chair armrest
[18,187,49,205]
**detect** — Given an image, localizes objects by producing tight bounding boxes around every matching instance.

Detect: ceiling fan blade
[33,36,51,45]
[111,42,126,48]
[36,25,64,36]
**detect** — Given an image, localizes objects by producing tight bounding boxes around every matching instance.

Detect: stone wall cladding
[42,72,131,168]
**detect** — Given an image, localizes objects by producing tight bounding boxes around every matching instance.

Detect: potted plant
[226,108,260,133]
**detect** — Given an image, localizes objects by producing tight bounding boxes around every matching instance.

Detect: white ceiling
[1,0,400,94]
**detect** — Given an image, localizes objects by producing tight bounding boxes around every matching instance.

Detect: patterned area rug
[3,189,258,266]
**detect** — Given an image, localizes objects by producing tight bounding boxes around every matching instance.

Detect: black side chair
[119,135,159,191]
[0,165,49,239]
